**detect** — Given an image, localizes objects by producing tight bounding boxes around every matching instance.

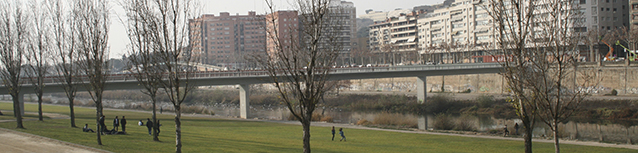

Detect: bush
[459,89,471,93]
[433,114,455,130]
[356,119,371,125]
[476,94,496,108]
[454,114,476,131]
[372,112,417,128]
[611,89,618,96]
[320,116,334,122]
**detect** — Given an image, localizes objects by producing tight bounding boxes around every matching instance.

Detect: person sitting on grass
[83,124,95,133]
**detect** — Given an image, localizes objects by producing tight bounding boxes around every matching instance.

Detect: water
[210,105,638,144]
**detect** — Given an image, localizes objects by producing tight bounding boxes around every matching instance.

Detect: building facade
[329,0,357,64]
[411,0,629,64]
[368,14,419,64]
[265,11,299,58]
[189,12,266,69]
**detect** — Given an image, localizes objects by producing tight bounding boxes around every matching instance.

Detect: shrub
[356,119,371,125]
[611,89,618,96]
[433,114,455,130]
[476,94,496,108]
[181,105,214,115]
[320,116,334,122]
[459,89,471,93]
[454,114,476,131]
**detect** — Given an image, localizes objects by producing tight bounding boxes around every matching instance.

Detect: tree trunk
[38,94,43,121]
[523,122,533,153]
[553,122,560,153]
[175,107,182,153]
[302,119,311,153]
[68,96,77,127]
[96,104,102,145]
[152,97,159,141]
[12,94,24,129]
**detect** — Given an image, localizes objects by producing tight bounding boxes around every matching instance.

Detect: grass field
[0,102,634,153]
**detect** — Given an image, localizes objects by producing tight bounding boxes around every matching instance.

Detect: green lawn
[0,102,634,153]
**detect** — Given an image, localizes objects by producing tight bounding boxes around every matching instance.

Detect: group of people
[503,123,520,137]
[83,115,128,135]
[331,126,346,141]
[139,118,161,135]
[83,115,162,136]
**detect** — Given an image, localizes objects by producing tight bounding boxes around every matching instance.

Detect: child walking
[339,128,346,142]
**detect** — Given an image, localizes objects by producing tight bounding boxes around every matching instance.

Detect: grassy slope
[0,102,633,153]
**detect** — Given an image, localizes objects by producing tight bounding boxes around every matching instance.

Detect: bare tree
[72,0,110,145]
[256,0,342,152]
[486,0,592,152]
[122,0,164,141]
[25,0,50,121]
[615,26,638,61]
[585,29,600,62]
[484,0,538,152]
[49,0,80,128]
[529,1,591,152]
[0,0,29,129]
[148,0,197,152]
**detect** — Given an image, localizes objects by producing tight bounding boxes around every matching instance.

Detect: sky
[108,0,442,58]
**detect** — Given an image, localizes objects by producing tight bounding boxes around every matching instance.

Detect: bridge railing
[5,63,502,85]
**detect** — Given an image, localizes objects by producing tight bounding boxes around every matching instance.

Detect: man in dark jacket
[99,115,107,135]
[121,116,127,132]
[146,118,153,135]
[113,116,119,131]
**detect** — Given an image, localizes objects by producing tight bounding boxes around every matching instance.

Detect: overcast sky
[108,0,442,58]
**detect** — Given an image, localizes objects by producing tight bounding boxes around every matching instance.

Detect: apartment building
[265,11,299,57]
[329,0,357,64]
[633,0,638,26]
[416,0,494,63]
[368,15,419,57]
[413,0,629,63]
[189,12,266,69]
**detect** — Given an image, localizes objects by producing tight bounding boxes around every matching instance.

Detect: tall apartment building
[329,0,357,64]
[189,12,266,69]
[265,11,299,57]
[368,14,419,64]
[630,0,638,30]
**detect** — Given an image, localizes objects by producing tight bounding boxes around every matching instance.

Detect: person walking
[121,116,127,132]
[113,116,119,131]
[503,125,510,137]
[331,126,336,141]
[156,120,161,135]
[146,118,153,135]
[99,115,106,135]
[514,123,519,135]
[339,128,346,142]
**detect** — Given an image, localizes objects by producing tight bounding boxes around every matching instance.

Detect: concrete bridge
[0,63,503,119]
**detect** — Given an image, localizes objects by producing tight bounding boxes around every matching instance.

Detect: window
[580,0,586,4]
[592,0,596,5]
[592,7,597,15]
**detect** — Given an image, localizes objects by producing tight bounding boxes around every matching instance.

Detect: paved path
[0,110,110,153]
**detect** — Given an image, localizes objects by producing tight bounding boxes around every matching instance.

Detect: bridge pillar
[239,84,250,119]
[417,76,427,104]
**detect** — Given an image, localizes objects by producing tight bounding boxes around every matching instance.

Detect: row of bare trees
[0,0,111,144]
[121,0,197,152]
